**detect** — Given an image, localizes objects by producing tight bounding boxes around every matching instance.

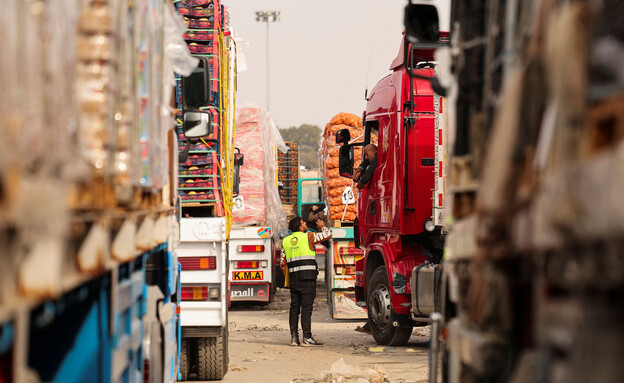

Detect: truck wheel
[269,282,276,304]
[367,266,412,346]
[197,327,228,380]
[179,337,189,381]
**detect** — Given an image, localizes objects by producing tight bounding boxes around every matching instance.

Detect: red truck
[336,2,449,346]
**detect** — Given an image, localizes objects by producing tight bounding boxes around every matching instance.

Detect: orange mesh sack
[321,112,364,223]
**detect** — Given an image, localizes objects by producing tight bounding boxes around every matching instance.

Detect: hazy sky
[227,0,406,129]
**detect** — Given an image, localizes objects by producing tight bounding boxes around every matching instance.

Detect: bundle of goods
[175,0,221,108]
[320,113,364,222]
[175,0,226,216]
[277,142,299,210]
[233,107,266,223]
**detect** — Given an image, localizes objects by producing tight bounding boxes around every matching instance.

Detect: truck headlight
[424,219,435,232]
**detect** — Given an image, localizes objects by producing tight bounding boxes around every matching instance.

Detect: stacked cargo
[229,106,287,304]
[0,0,191,381]
[278,142,299,217]
[320,113,369,319]
[174,0,236,379]
[175,0,228,216]
[320,113,364,222]
[233,107,266,223]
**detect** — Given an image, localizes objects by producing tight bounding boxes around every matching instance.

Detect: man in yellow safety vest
[282,216,331,346]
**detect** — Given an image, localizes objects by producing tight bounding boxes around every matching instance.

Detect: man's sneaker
[302,337,323,346]
[290,333,300,346]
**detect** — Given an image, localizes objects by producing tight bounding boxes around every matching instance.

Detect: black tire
[326,241,334,319]
[367,266,412,345]
[179,337,189,381]
[268,281,276,304]
[197,327,228,380]
[275,264,286,288]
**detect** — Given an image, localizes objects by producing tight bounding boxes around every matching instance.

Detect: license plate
[232,271,264,281]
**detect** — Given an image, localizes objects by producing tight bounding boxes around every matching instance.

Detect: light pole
[255,10,280,112]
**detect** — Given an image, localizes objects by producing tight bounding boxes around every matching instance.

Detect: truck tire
[179,337,189,381]
[326,241,334,319]
[367,266,412,346]
[268,281,276,304]
[275,264,286,288]
[197,327,228,380]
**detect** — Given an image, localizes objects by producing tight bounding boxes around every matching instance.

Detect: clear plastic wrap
[164,1,199,77]
[262,110,289,236]
[75,0,115,174]
[148,0,164,190]
[234,107,288,235]
[1,0,83,301]
[112,0,137,202]
[135,0,153,187]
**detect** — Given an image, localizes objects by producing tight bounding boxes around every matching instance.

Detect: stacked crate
[278,142,299,215]
[175,0,225,216]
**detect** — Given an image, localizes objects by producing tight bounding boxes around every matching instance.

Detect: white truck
[178,218,229,380]
[175,2,238,380]
[228,226,276,303]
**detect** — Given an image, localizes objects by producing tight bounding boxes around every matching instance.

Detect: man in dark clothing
[306,204,325,231]
[352,144,377,188]
[281,216,332,346]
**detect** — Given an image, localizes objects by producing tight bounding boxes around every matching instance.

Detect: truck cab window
[364,122,380,160]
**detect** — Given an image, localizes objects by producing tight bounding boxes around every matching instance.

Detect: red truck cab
[337,37,446,345]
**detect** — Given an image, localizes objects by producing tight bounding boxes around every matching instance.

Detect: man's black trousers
[289,279,317,338]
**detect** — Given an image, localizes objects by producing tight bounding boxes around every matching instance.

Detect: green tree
[279,124,322,169]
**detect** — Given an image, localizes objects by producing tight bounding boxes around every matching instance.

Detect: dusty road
[220,277,431,383]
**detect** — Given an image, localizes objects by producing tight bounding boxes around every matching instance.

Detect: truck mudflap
[329,290,366,319]
[230,283,270,302]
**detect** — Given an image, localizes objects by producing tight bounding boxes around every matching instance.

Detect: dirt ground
[219,277,431,383]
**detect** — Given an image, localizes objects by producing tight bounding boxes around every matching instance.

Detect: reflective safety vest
[283,231,317,281]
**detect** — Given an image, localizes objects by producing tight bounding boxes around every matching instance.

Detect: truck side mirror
[338,145,354,177]
[404,3,440,44]
[182,57,210,109]
[335,128,351,145]
[183,111,212,138]
[233,148,243,197]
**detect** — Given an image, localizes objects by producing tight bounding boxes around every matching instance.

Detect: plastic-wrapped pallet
[233,108,265,223]
[321,113,365,222]
[234,107,288,234]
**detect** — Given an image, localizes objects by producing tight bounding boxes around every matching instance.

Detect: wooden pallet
[181,201,218,217]
[182,201,216,206]
[331,220,354,228]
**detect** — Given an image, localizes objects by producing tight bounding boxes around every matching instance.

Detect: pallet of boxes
[320,113,364,224]
[278,142,299,219]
